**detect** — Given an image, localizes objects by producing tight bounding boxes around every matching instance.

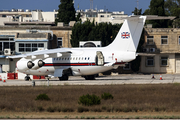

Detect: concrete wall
[42,12,56,22]
[52,29,72,48]
[0,17,12,25]
[140,53,175,74]
[0,58,9,72]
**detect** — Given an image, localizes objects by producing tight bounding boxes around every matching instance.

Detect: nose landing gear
[24,75,31,81]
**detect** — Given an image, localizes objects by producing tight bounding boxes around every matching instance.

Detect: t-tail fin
[106,16,147,52]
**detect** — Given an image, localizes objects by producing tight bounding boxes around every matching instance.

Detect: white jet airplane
[8,15,147,81]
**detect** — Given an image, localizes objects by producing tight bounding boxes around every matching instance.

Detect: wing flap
[54,69,63,77]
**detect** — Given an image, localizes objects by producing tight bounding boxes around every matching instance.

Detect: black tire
[84,75,95,80]
[24,76,30,81]
[58,75,69,81]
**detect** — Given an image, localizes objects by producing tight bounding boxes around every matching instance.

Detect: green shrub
[47,107,55,112]
[37,106,44,112]
[77,107,89,113]
[35,93,50,101]
[91,108,102,112]
[62,108,74,112]
[78,94,101,106]
[101,92,113,100]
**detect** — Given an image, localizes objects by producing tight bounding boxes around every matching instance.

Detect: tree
[150,0,167,28]
[165,0,180,17]
[70,20,95,47]
[70,21,122,47]
[144,0,168,28]
[132,7,142,15]
[165,0,180,27]
[55,0,76,25]
[76,12,81,22]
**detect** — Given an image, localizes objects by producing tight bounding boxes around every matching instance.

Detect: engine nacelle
[31,59,45,70]
[16,58,45,71]
[16,59,34,71]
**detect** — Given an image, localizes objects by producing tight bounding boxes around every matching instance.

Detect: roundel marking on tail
[121,32,130,39]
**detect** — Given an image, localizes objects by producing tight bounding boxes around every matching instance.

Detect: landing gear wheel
[84,75,95,80]
[58,75,69,81]
[24,76,30,81]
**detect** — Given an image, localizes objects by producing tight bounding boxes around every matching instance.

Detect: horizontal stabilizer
[137,53,156,56]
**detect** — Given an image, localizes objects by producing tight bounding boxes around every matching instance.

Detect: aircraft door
[95,51,104,66]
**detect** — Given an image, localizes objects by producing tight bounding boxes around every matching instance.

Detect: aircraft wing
[7,48,74,59]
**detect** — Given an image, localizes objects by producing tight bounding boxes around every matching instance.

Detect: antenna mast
[90,0,93,10]
[136,0,139,15]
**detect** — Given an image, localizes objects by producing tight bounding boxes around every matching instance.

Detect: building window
[178,36,180,44]
[0,41,15,55]
[2,15,6,17]
[57,37,62,48]
[55,14,57,18]
[146,57,154,66]
[161,56,168,66]
[161,36,168,44]
[147,36,154,45]
[19,43,44,52]
[100,15,104,17]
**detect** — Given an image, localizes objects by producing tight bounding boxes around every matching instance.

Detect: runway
[1,74,180,86]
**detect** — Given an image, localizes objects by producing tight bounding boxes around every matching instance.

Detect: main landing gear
[84,75,95,80]
[58,74,69,81]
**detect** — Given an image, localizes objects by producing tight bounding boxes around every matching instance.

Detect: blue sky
[0,0,151,15]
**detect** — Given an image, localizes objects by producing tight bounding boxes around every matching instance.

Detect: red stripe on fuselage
[43,62,125,67]
[44,63,96,66]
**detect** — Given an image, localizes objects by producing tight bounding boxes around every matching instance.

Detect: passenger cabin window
[161,36,168,45]
[147,36,154,45]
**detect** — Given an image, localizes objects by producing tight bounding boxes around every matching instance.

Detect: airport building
[140,27,180,74]
[0,8,127,26]
[0,9,57,26]
[76,9,128,25]
[0,25,72,76]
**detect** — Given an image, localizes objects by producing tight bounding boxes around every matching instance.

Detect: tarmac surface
[1,74,180,86]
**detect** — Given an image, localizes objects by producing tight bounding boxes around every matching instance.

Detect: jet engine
[31,59,45,70]
[16,60,34,71]
[16,59,45,71]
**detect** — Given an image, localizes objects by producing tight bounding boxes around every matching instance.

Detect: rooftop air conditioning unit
[4,49,11,55]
